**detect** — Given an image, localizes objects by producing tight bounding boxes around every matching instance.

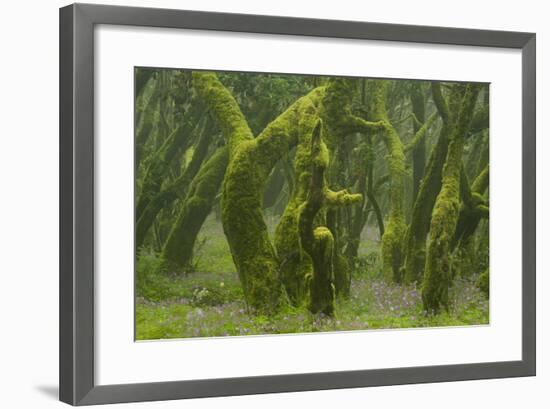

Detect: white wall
[0,0,546,407]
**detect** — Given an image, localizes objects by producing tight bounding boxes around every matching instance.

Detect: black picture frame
[59,3,536,406]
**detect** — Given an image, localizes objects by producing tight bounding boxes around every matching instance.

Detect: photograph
[0,0,542,406]
[134,68,490,340]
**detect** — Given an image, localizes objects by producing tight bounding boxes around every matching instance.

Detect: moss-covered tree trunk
[136,75,160,170]
[410,82,426,202]
[343,139,372,264]
[275,78,383,304]
[370,81,407,283]
[161,147,229,271]
[136,122,215,248]
[401,83,452,284]
[299,123,335,314]
[193,72,322,311]
[299,122,361,314]
[135,103,204,227]
[422,83,481,313]
[452,164,489,249]
[194,73,378,312]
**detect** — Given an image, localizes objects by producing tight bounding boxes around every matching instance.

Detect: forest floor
[135,215,489,341]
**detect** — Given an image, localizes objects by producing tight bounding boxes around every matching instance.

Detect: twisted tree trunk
[194,73,376,312]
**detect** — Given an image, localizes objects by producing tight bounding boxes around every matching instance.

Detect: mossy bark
[453,164,489,249]
[136,78,160,165]
[422,84,481,313]
[275,78,381,303]
[299,122,361,315]
[343,139,371,265]
[402,126,450,284]
[271,87,328,305]
[370,80,407,283]
[410,82,426,202]
[401,83,456,284]
[135,103,204,225]
[194,72,374,311]
[136,122,215,248]
[193,72,325,311]
[298,124,334,314]
[161,147,229,271]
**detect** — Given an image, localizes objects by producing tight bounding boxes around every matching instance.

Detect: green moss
[194,73,375,313]
[295,123,337,315]
[369,81,407,283]
[453,164,489,250]
[275,79,369,303]
[136,122,215,249]
[162,147,229,272]
[192,72,254,155]
[472,164,489,194]
[422,84,482,313]
[196,72,328,312]
[136,103,204,235]
[402,123,451,284]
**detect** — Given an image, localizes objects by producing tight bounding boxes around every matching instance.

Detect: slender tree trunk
[136,122,215,248]
[410,82,426,203]
[161,147,229,271]
[135,104,204,224]
[401,83,453,284]
[452,164,489,249]
[402,125,450,283]
[370,80,407,283]
[422,84,481,313]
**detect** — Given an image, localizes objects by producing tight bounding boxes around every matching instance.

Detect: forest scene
[134,67,490,340]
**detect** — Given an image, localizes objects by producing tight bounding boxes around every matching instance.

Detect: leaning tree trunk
[135,103,204,226]
[136,77,161,167]
[401,83,453,284]
[422,83,481,313]
[161,147,229,272]
[136,120,215,248]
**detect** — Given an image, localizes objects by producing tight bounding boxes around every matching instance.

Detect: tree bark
[410,82,426,203]
[422,83,481,313]
[161,147,229,271]
[136,122,215,248]
[370,80,407,283]
[135,103,204,224]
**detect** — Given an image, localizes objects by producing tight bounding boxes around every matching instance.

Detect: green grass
[136,214,489,340]
[135,269,489,340]
[194,214,236,273]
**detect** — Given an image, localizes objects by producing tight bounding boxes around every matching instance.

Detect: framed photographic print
[59,3,536,406]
